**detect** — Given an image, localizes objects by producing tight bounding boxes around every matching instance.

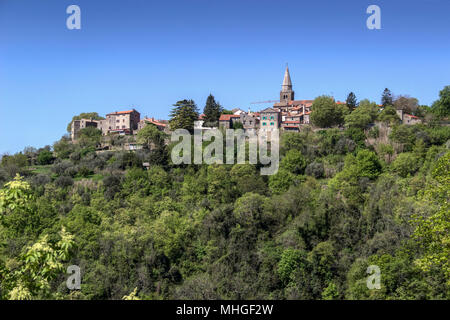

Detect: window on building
[270,122,274,126]
[263,122,266,126]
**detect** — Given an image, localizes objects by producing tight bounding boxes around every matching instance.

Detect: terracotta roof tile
[219,114,240,121]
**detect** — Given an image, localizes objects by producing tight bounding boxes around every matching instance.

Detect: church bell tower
[280,65,295,102]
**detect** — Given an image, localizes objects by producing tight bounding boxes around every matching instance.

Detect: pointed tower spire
[282,65,292,90]
[280,64,295,101]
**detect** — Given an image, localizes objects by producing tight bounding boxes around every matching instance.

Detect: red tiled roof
[199,114,205,120]
[107,109,139,116]
[219,114,240,121]
[405,114,419,119]
[289,100,313,105]
[283,121,301,124]
[143,118,167,127]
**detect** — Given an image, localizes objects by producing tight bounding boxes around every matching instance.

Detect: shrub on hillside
[54,175,74,188]
[305,161,325,179]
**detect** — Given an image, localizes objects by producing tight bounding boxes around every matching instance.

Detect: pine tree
[346,92,358,111]
[169,99,199,133]
[203,94,223,127]
[381,88,393,107]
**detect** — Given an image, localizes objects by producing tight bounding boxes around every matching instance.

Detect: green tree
[381,88,393,107]
[281,149,307,175]
[344,107,373,129]
[346,92,358,111]
[431,85,450,118]
[36,149,53,165]
[169,99,199,133]
[412,152,450,286]
[78,127,102,149]
[230,164,266,195]
[322,282,339,300]
[390,152,420,177]
[268,169,295,195]
[378,106,400,124]
[394,95,419,115]
[137,124,168,165]
[377,143,394,163]
[1,153,28,168]
[232,121,243,129]
[310,96,343,128]
[0,228,74,299]
[203,94,223,127]
[277,248,307,285]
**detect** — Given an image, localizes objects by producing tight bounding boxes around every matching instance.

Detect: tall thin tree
[203,94,223,127]
[381,88,394,107]
[346,92,358,111]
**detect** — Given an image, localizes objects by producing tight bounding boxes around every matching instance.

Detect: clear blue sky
[0,0,449,154]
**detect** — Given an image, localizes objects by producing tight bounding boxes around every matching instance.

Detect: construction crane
[250,100,280,105]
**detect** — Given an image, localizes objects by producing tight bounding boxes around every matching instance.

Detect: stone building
[138,117,168,132]
[396,109,421,125]
[240,112,259,132]
[219,114,241,129]
[102,109,141,134]
[272,67,313,119]
[260,108,281,131]
[71,118,102,140]
[71,109,141,141]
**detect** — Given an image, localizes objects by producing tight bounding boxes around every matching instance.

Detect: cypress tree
[203,94,223,127]
[346,92,358,111]
[381,88,394,107]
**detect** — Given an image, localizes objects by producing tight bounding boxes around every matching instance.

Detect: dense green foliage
[431,86,450,118]
[310,96,346,128]
[1,92,449,300]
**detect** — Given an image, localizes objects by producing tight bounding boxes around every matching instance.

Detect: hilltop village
[1,68,449,301]
[71,67,422,149]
